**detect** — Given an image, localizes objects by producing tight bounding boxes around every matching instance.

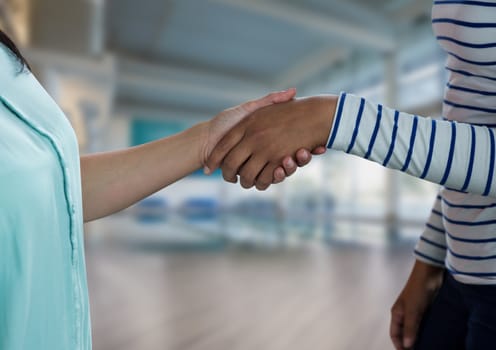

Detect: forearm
[81,122,207,222]
[328,92,496,197]
[407,259,445,291]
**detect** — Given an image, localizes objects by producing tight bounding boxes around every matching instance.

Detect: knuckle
[240,180,253,189]
[240,175,255,188]
[222,159,237,174]
[256,184,270,191]
[218,140,232,153]
[404,307,420,317]
[256,179,270,188]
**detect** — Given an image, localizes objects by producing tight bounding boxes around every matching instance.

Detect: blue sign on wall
[130,119,221,178]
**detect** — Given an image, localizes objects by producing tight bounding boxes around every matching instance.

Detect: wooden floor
[86,240,415,350]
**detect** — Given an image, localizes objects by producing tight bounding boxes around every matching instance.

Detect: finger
[221,145,252,183]
[242,88,296,114]
[273,167,286,184]
[403,310,421,349]
[239,156,268,189]
[255,163,277,191]
[311,146,327,155]
[205,127,245,174]
[282,156,297,176]
[390,304,405,350]
[294,149,312,167]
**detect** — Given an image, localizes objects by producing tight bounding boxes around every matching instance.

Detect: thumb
[241,88,296,114]
[403,310,421,349]
[390,301,405,350]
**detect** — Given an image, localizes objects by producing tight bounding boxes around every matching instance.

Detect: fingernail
[203,166,211,175]
[403,337,414,348]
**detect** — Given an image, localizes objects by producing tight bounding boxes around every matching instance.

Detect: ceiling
[23,0,435,117]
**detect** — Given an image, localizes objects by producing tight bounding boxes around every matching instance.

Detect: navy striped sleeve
[326,93,496,197]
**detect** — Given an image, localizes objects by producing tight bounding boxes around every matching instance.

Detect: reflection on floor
[86,234,416,350]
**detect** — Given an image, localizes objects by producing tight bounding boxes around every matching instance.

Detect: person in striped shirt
[205,1,496,349]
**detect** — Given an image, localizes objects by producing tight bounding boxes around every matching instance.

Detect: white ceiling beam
[210,0,395,51]
[117,72,264,109]
[118,56,267,92]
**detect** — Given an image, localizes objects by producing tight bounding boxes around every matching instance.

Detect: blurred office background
[1,0,442,349]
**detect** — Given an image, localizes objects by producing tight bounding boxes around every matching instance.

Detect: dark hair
[0,30,30,71]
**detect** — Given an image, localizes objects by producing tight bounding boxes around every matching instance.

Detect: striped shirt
[327,0,496,284]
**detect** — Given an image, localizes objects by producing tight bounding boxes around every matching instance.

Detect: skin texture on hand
[202,89,314,188]
[205,95,338,190]
[201,89,297,166]
[390,260,444,350]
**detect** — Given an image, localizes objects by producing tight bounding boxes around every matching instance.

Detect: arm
[81,90,305,222]
[388,193,447,350]
[390,259,444,350]
[206,92,496,197]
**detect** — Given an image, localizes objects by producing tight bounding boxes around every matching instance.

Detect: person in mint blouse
[0,32,319,349]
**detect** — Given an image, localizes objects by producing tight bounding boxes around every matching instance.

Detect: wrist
[188,121,210,168]
[308,95,338,147]
[410,259,444,291]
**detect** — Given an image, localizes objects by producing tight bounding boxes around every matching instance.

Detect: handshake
[200,88,338,190]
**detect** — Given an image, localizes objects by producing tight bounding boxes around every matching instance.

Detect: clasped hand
[205,94,337,190]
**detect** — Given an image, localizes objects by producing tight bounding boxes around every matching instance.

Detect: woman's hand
[202,89,321,188]
[390,260,444,350]
[205,95,337,190]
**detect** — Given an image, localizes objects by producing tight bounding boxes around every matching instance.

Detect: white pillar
[384,53,400,241]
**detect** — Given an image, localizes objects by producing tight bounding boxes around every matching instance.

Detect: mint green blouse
[0,46,91,349]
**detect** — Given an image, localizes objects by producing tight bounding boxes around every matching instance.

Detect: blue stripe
[447,263,496,277]
[432,209,443,217]
[420,236,447,250]
[421,120,436,179]
[483,128,495,195]
[447,83,496,96]
[346,98,365,153]
[435,0,496,6]
[426,223,445,234]
[414,250,445,265]
[432,18,496,28]
[382,110,399,167]
[401,116,418,171]
[364,104,382,159]
[437,36,496,49]
[441,195,496,209]
[449,248,496,261]
[461,125,476,191]
[441,211,496,226]
[430,209,496,225]
[445,66,496,82]
[440,122,456,185]
[327,93,346,148]
[446,230,496,243]
[444,99,496,114]
[447,51,496,66]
